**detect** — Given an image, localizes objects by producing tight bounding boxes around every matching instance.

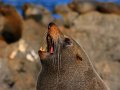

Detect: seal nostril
[48,22,56,29]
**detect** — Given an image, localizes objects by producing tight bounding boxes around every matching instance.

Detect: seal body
[37,22,109,90]
[0,5,23,44]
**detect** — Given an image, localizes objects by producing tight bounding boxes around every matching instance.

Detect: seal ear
[63,37,73,48]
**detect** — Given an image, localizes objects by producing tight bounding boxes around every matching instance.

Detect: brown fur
[0,5,23,44]
[37,22,109,90]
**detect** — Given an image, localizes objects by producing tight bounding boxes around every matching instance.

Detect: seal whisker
[55,40,62,86]
[54,43,57,67]
[59,46,61,69]
[52,56,56,69]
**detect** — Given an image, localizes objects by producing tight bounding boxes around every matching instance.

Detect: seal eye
[63,38,72,47]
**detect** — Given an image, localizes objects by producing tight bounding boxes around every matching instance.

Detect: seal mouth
[47,35,55,54]
[39,35,55,55]
[38,22,63,61]
[39,22,59,56]
[46,22,61,54]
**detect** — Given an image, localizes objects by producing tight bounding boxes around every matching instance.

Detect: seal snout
[38,22,62,60]
[47,22,62,54]
[48,22,61,42]
[48,22,56,29]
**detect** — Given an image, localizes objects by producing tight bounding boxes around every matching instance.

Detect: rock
[68,1,120,15]
[22,3,53,26]
[54,4,79,28]
[68,1,96,14]
[0,17,46,90]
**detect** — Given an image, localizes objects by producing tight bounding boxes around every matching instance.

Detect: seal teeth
[40,47,46,51]
[43,48,46,51]
[40,47,42,51]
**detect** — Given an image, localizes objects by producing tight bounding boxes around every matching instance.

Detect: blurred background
[0,0,120,90]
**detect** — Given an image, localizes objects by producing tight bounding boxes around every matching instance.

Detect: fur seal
[37,22,109,90]
[68,1,120,15]
[0,5,23,44]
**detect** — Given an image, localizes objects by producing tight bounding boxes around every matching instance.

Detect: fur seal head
[37,22,109,90]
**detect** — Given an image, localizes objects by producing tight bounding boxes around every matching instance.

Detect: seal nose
[48,22,56,29]
[47,22,61,42]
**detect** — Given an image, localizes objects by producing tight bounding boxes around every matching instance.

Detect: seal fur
[37,22,109,90]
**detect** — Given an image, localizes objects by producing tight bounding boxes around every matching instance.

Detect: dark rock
[22,3,53,26]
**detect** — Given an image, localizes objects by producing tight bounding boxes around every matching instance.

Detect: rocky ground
[0,2,120,90]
